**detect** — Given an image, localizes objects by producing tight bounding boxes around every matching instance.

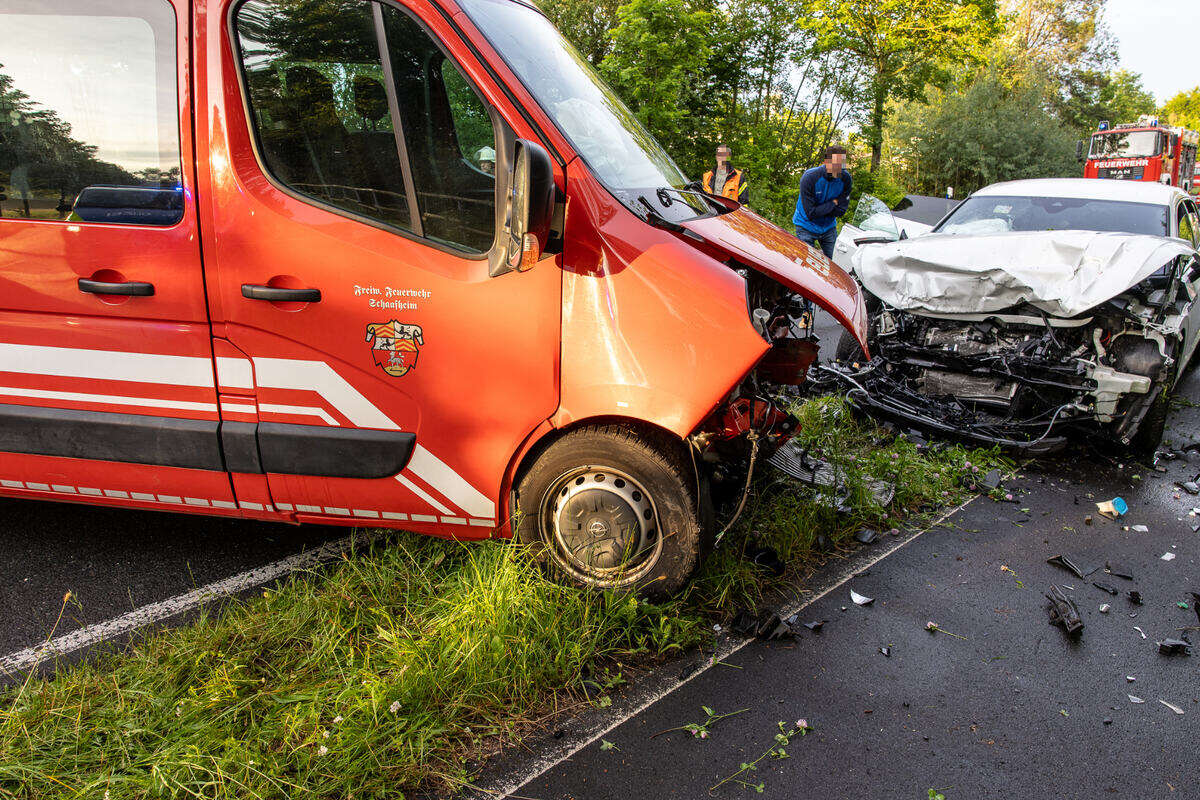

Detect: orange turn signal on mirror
[519,233,541,271]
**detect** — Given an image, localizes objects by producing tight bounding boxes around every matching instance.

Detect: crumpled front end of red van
[554,162,866,475]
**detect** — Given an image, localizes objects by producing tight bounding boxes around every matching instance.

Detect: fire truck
[1084,116,1199,192]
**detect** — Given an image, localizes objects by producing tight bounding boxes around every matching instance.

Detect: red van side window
[0,0,182,225]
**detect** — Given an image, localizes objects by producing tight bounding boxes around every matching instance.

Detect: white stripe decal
[252,358,397,430]
[0,386,217,414]
[258,403,339,426]
[411,514,437,523]
[395,474,454,515]
[407,447,496,519]
[219,401,258,415]
[0,343,213,387]
[215,357,254,389]
[0,343,496,522]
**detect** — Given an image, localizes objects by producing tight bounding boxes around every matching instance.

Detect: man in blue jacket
[792,145,852,258]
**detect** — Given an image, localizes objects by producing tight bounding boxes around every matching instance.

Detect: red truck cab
[0,0,865,596]
[1085,118,1200,191]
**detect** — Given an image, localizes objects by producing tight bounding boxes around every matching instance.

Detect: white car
[822,179,1200,453]
[832,194,959,272]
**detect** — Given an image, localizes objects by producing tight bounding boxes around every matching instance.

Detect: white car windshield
[934,195,1169,237]
[458,0,691,203]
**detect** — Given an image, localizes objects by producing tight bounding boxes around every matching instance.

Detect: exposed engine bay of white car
[816,231,1200,452]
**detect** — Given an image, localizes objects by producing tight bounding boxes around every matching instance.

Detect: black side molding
[0,404,414,479]
[257,422,415,479]
[220,421,262,474]
[0,404,223,470]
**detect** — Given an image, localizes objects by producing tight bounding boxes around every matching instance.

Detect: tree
[540,0,625,65]
[599,0,714,170]
[1055,68,1157,134]
[800,0,993,173]
[1161,87,1200,131]
[888,66,1078,195]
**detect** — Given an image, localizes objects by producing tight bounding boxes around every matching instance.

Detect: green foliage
[1161,87,1200,131]
[889,66,1078,196]
[600,0,714,167]
[800,0,995,171]
[539,0,625,65]
[1055,68,1157,135]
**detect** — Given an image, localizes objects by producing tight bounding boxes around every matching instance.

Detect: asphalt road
[0,498,342,665]
[505,370,1200,799]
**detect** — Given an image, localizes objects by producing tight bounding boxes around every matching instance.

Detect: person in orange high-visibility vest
[702,144,748,203]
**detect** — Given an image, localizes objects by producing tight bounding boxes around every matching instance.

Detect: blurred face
[824,152,845,176]
[716,146,731,165]
[481,159,495,175]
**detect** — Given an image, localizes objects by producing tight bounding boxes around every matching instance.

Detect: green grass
[0,397,1008,799]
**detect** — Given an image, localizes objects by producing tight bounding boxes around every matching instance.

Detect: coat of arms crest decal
[365,320,424,377]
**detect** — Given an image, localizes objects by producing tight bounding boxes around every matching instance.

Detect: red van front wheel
[515,425,707,598]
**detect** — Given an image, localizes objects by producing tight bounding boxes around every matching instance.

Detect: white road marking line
[473,495,980,800]
[0,530,379,675]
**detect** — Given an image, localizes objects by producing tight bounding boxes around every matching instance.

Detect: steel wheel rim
[539,466,663,587]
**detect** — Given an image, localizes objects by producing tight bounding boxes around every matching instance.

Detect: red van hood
[681,207,869,355]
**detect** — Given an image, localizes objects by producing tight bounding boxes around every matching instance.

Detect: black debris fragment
[980,469,1002,491]
[731,610,792,640]
[1157,637,1192,656]
[802,620,827,632]
[1179,481,1200,495]
[1045,585,1084,636]
[1047,554,1095,580]
[1092,581,1119,596]
[744,543,785,577]
[1105,561,1135,581]
[1128,591,1144,605]
[1191,592,1200,624]
[855,528,879,545]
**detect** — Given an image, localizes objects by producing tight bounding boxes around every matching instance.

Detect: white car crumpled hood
[854,230,1194,318]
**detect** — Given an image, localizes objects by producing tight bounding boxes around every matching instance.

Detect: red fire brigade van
[0,0,865,596]
[1084,117,1199,191]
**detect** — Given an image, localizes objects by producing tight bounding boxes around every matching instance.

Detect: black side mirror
[498,139,554,275]
[1076,140,1085,162]
[899,228,909,240]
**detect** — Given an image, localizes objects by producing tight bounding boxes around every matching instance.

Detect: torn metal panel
[854,231,1193,318]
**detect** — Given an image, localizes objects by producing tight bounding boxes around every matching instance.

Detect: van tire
[514,424,706,599]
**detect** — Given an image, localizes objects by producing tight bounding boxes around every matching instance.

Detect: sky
[0,10,178,172]
[1105,0,1197,104]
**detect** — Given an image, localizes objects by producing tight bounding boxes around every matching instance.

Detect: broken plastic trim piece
[1047,554,1096,580]
[1045,585,1084,636]
[1157,637,1192,656]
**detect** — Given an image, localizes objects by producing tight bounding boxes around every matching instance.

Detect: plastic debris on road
[1128,590,1143,605]
[1128,695,1145,704]
[1092,581,1118,595]
[1156,637,1192,656]
[1159,699,1185,715]
[850,589,875,606]
[1096,497,1128,518]
[1161,552,1176,561]
[1105,561,1135,580]
[1047,554,1094,580]
[1045,585,1084,636]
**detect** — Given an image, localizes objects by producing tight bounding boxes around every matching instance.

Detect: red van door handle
[241,284,321,302]
[78,278,155,296]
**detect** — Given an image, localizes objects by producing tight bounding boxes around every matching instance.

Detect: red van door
[0,0,236,511]
[195,0,560,532]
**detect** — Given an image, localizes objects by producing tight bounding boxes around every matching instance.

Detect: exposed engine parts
[816,278,1191,453]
